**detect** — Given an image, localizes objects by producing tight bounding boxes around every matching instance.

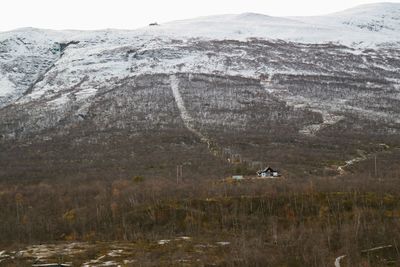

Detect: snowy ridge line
[1,2,400,50]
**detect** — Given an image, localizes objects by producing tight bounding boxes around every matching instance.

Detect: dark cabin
[257,167,279,178]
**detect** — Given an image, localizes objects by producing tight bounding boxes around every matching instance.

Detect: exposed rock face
[1,4,400,180]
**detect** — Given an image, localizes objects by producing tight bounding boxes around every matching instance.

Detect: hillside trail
[169,74,251,166]
[336,144,392,176]
[169,75,209,144]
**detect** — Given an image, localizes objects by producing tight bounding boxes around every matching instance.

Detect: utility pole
[176,164,183,183]
[374,155,377,178]
[176,165,179,184]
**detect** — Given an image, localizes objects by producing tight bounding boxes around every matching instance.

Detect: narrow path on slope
[170,74,278,168]
[169,75,209,144]
[337,154,368,175]
[336,144,390,176]
[170,74,254,165]
[169,75,220,157]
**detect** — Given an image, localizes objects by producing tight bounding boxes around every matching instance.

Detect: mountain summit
[148,2,400,43]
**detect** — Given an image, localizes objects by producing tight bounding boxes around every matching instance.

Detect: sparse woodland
[1,168,400,266]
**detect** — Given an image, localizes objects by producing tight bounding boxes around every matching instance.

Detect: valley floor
[1,174,400,266]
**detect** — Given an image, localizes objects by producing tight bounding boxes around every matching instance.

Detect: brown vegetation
[1,171,400,266]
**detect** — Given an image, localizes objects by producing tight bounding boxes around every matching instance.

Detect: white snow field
[0,3,399,105]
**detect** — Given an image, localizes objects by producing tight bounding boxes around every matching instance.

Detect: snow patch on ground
[337,151,368,175]
[334,254,346,267]
[176,236,191,241]
[216,241,230,246]
[75,88,97,101]
[158,239,171,245]
[334,245,393,267]
[47,94,69,107]
[300,112,344,136]
[0,76,15,97]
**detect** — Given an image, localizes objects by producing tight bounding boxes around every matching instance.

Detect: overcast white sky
[1,0,398,31]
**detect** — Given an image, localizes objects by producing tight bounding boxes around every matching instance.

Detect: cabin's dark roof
[257,167,279,175]
[260,167,275,173]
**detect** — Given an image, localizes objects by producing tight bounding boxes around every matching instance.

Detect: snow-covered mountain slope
[0,3,398,107]
[0,3,400,180]
[141,2,400,45]
[0,28,77,106]
[325,2,400,32]
[291,2,400,43]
